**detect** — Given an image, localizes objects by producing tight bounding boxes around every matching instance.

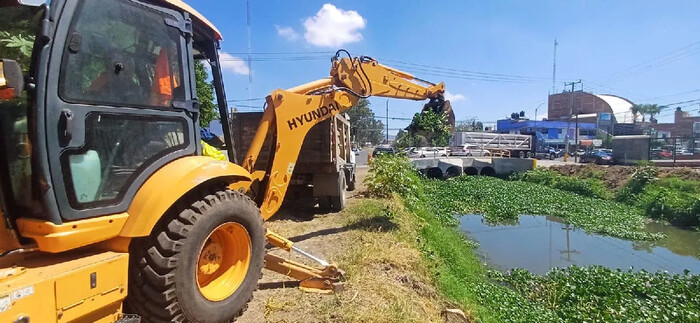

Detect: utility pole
[559,224,579,262]
[246,0,253,101]
[385,99,389,143]
[563,80,582,162]
[552,38,558,94]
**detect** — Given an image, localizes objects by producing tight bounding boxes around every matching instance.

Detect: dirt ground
[237,167,453,322]
[549,164,700,190]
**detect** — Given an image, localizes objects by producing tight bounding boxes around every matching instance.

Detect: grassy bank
[363,155,699,322]
[517,166,700,228]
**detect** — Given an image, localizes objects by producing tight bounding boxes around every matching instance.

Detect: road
[356,148,370,166]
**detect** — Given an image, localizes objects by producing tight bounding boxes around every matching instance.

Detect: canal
[459,215,700,274]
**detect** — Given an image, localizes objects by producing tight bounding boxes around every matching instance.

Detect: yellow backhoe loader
[0,0,450,322]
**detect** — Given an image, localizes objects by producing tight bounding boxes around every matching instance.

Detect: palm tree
[632,104,662,123]
[631,104,645,123]
[646,104,661,123]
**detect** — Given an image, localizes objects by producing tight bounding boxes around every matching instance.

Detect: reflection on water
[459,215,700,275]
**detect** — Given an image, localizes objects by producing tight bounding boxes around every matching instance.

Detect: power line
[597,40,700,84]
[378,58,549,81]
[227,97,265,102]
[374,116,413,121]
[225,51,335,55]
[219,51,550,83]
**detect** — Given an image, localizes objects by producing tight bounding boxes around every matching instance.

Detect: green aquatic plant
[489,266,700,322]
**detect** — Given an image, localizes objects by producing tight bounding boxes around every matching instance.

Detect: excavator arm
[243,51,447,220]
[240,51,449,293]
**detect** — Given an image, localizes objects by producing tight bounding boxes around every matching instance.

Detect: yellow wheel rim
[196,222,251,301]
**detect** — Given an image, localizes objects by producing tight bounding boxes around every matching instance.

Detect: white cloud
[303,4,366,48]
[275,25,299,41]
[219,52,250,75]
[444,91,466,102]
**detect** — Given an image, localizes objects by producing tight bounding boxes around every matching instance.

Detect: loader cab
[0,0,229,226]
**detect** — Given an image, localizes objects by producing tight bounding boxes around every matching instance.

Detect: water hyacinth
[421,176,662,240]
[489,266,700,322]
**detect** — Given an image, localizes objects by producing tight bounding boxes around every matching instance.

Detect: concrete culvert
[445,165,463,178]
[464,167,478,176]
[426,167,443,179]
[480,167,496,176]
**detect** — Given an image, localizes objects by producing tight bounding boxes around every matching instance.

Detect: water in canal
[459,215,700,275]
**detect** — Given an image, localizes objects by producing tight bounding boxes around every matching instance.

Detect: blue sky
[190,0,700,135]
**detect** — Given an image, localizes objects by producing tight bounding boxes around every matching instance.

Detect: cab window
[59,0,185,108]
[0,5,42,211]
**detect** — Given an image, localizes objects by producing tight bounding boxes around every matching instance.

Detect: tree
[195,60,218,127]
[0,7,36,70]
[632,104,661,124]
[646,104,661,123]
[454,118,484,132]
[395,129,428,148]
[405,109,451,146]
[346,99,384,145]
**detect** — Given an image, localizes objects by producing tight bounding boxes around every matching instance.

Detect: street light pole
[563,80,582,162]
[385,99,389,144]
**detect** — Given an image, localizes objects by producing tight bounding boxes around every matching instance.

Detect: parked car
[678,148,694,156]
[372,146,396,157]
[651,149,672,159]
[352,147,360,155]
[450,144,491,157]
[580,150,615,164]
[408,147,447,158]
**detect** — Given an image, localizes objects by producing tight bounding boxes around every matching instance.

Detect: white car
[408,147,447,158]
[450,144,490,157]
[408,147,448,158]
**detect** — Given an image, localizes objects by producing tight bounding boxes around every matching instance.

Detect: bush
[365,154,423,199]
[615,165,658,203]
[614,166,700,227]
[638,186,700,227]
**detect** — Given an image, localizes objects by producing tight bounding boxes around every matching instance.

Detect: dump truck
[231,112,355,212]
[0,1,449,322]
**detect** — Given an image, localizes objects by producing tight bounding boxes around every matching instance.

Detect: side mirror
[0,59,24,100]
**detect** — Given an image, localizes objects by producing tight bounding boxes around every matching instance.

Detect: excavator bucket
[406,96,456,133]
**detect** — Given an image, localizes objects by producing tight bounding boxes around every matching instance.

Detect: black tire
[518,151,525,158]
[318,196,332,210]
[330,174,346,212]
[549,153,555,160]
[125,189,265,323]
[347,178,356,191]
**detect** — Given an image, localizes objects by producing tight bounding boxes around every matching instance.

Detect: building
[548,91,641,135]
[650,107,700,138]
[496,119,598,148]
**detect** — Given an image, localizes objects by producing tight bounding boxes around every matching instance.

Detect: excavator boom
[243,50,448,220]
